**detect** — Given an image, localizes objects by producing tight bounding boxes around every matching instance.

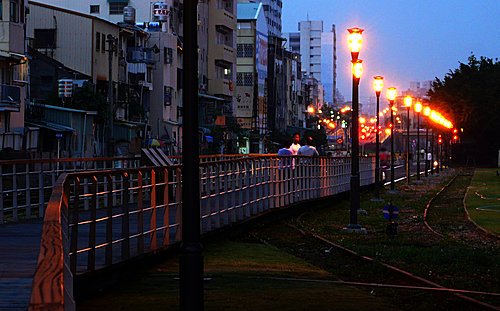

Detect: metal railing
[0,156,141,224]
[29,155,375,310]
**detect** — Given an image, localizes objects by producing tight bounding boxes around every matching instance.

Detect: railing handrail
[28,155,376,310]
[29,173,70,311]
[0,155,140,166]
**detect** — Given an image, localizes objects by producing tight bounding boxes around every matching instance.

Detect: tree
[428,55,500,166]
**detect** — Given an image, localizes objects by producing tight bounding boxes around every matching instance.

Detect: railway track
[244,168,499,310]
[424,167,499,242]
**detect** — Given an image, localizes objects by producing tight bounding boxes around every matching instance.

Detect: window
[236,72,253,86]
[237,22,251,30]
[109,2,127,15]
[164,47,173,64]
[216,66,232,80]
[10,0,18,23]
[95,32,100,52]
[164,86,172,106]
[34,29,56,49]
[237,44,253,58]
[216,31,232,46]
[102,33,106,53]
[90,5,100,14]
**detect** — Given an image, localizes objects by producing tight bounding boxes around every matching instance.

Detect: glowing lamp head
[373,76,384,94]
[386,87,397,101]
[307,105,315,114]
[423,106,431,116]
[415,101,422,113]
[352,60,363,79]
[347,27,364,55]
[404,96,413,108]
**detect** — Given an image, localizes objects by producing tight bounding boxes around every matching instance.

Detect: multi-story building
[32,0,239,155]
[283,32,300,53]
[206,0,237,120]
[407,80,433,99]
[283,50,303,128]
[0,0,31,154]
[27,1,154,156]
[238,0,281,38]
[287,20,337,105]
[235,1,268,153]
[30,0,151,24]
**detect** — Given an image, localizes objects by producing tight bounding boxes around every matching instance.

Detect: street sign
[383,204,399,220]
[56,133,63,139]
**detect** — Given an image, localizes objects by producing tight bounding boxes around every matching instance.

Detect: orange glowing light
[352,60,363,79]
[373,76,384,93]
[386,87,397,101]
[423,106,431,116]
[404,96,413,108]
[414,101,422,113]
[347,27,364,53]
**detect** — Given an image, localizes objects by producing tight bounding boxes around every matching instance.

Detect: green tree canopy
[429,55,500,165]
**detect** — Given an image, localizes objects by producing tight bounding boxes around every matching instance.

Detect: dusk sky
[282,0,500,107]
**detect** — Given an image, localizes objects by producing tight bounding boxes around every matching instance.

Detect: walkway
[0,220,43,310]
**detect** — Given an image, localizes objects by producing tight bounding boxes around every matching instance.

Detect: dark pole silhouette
[347,27,363,229]
[415,101,422,181]
[387,87,397,191]
[373,76,384,199]
[403,96,412,184]
[180,0,203,310]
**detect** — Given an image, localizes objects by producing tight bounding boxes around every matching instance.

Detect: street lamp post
[430,131,435,175]
[347,27,364,230]
[373,76,384,200]
[415,101,422,181]
[386,87,397,191]
[403,96,412,184]
[423,106,431,177]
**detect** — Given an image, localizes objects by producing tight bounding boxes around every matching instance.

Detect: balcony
[126,47,156,64]
[209,79,233,97]
[0,22,24,55]
[214,8,235,32]
[0,84,21,112]
[214,45,235,64]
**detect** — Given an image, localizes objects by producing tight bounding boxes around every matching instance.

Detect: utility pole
[107,34,116,156]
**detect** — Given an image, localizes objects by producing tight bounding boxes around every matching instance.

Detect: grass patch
[465,168,500,234]
[79,239,397,311]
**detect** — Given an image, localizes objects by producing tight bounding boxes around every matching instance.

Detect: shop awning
[26,121,75,132]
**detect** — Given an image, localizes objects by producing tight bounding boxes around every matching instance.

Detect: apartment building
[286,20,337,105]
[27,1,154,156]
[0,0,31,153]
[235,1,268,153]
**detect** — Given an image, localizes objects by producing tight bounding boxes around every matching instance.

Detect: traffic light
[438,134,442,144]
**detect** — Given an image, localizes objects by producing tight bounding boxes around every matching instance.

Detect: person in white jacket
[289,132,301,155]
